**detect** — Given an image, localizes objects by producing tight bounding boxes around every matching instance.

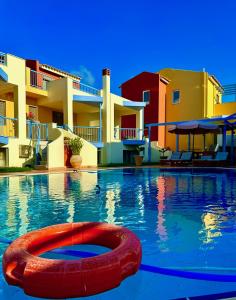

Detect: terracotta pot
[70,155,82,169]
[134,155,143,166]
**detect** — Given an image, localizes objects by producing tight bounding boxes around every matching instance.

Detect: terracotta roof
[40,64,81,81]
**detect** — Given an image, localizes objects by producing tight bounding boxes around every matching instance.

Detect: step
[34,165,48,170]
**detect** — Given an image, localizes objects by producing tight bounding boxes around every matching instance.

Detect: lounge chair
[208,144,219,152]
[160,151,181,165]
[170,152,193,166]
[192,152,228,167]
[203,144,220,157]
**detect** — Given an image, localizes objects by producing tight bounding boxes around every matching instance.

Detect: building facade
[159,68,224,150]
[121,68,235,152]
[0,52,147,168]
[120,72,169,147]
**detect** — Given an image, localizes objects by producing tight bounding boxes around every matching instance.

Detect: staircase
[34,142,48,170]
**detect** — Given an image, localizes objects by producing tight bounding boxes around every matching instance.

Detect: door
[64,141,72,167]
[0,148,6,167]
[52,111,63,126]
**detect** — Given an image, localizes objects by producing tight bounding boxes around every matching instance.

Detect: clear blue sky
[1,0,236,96]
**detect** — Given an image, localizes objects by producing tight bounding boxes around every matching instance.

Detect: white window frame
[143,90,150,103]
[172,90,180,104]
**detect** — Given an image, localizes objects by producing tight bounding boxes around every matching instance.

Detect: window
[0,100,6,116]
[143,90,150,102]
[215,94,220,104]
[0,100,6,125]
[29,105,38,120]
[172,90,180,104]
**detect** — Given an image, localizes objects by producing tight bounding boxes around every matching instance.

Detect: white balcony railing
[73,81,100,96]
[30,70,54,90]
[0,52,6,65]
[114,128,144,140]
[74,126,101,142]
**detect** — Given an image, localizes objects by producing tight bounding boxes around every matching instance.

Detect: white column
[136,108,144,140]
[63,78,73,131]
[102,68,111,143]
[14,85,26,139]
[102,69,113,164]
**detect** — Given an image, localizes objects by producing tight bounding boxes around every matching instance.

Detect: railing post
[35,123,41,164]
[188,133,191,151]
[222,125,227,152]
[114,128,117,139]
[176,134,179,151]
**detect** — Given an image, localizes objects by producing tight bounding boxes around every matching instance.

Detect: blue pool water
[1,168,236,299]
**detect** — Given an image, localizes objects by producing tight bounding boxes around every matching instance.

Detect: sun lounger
[192,152,228,167]
[160,151,181,165]
[170,152,193,166]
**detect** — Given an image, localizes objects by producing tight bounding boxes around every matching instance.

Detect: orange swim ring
[2,222,142,299]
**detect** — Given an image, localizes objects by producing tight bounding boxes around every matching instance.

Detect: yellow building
[159,68,225,150]
[0,52,147,168]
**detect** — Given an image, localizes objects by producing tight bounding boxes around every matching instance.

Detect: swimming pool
[1,168,236,299]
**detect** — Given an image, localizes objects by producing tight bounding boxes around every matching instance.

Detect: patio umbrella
[168,121,220,135]
[168,121,220,151]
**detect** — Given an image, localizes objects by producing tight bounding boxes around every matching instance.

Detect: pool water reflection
[0,168,236,299]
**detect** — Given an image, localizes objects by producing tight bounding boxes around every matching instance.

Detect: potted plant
[158,147,170,159]
[27,111,36,122]
[134,146,145,166]
[69,137,83,169]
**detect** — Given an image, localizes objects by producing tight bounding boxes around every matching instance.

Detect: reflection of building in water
[76,172,97,192]
[48,172,98,222]
[69,172,98,192]
[137,185,144,218]
[48,174,67,200]
[200,212,223,244]
[67,201,75,223]
[7,176,29,235]
[156,176,168,241]
[105,190,116,224]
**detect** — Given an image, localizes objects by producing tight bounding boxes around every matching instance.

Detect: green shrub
[69,137,83,155]
[0,167,32,173]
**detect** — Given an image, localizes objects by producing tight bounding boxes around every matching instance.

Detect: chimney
[102,68,110,76]
[102,68,111,106]
[102,68,112,147]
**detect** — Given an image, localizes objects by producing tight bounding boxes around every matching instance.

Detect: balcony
[0,115,16,139]
[30,70,54,90]
[73,81,101,96]
[0,52,7,65]
[26,121,48,141]
[74,126,101,143]
[114,128,145,145]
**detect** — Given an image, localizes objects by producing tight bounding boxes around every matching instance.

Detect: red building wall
[121,72,162,141]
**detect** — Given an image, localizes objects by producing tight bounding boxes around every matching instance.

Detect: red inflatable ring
[2,222,142,299]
